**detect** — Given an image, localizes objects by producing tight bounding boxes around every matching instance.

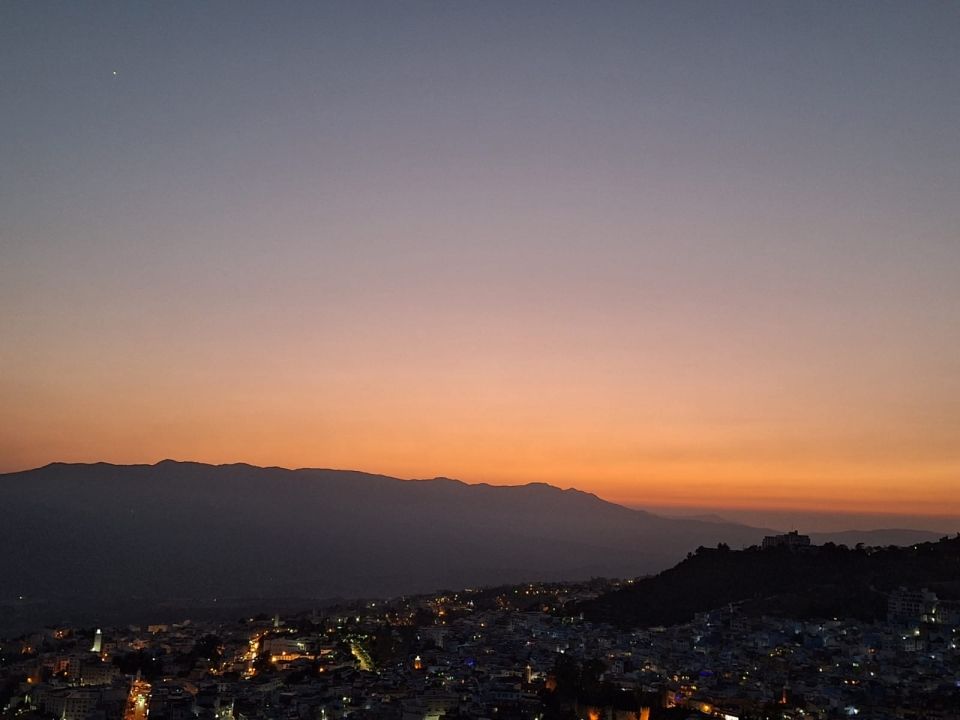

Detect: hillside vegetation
[580,536,960,627]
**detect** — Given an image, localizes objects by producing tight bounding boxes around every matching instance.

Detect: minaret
[90,629,102,653]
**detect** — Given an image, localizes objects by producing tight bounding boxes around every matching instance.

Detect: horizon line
[4,457,960,524]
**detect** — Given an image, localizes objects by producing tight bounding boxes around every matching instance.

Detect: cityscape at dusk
[1,2,959,719]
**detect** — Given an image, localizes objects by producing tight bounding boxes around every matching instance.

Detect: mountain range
[0,461,944,613]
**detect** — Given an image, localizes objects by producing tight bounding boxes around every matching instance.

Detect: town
[2,573,958,720]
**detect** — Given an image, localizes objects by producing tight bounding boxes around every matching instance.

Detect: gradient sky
[1,2,958,518]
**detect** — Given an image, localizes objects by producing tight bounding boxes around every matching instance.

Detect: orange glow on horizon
[1,268,957,520]
[2,412,957,518]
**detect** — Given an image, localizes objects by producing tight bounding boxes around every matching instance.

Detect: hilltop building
[761,530,811,550]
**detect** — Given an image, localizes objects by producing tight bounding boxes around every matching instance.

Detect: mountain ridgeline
[0,461,944,615]
[0,461,766,603]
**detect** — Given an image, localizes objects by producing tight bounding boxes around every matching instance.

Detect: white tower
[90,628,102,653]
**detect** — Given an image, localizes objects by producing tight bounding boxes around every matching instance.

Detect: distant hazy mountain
[654,514,942,547]
[0,462,944,612]
[809,528,942,547]
[661,512,733,524]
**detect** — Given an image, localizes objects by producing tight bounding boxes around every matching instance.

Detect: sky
[1,2,958,521]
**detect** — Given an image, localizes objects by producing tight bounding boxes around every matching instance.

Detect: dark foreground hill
[1,461,776,608]
[580,536,960,628]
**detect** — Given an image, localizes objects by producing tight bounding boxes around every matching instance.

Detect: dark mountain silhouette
[580,536,960,628]
[0,461,944,619]
[0,461,768,604]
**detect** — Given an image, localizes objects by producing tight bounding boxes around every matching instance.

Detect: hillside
[580,536,960,627]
